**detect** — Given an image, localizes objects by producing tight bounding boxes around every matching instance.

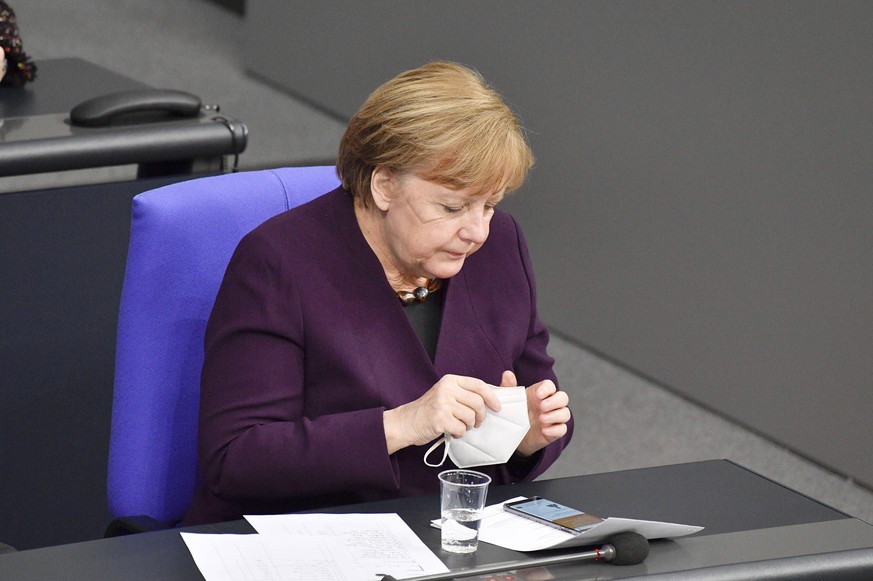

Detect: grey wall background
[246,1,873,486]
[5,0,872,552]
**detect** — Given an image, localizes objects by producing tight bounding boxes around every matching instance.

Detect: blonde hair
[337,61,534,206]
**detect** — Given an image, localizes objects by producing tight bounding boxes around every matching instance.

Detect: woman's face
[371,169,504,282]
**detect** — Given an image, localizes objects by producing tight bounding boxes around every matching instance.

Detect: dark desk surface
[1,460,872,580]
[0,58,245,180]
[0,58,149,119]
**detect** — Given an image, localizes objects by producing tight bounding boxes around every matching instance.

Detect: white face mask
[424,386,530,469]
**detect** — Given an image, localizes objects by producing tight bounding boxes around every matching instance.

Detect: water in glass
[441,507,483,553]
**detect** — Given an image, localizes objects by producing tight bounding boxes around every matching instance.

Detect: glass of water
[438,469,491,553]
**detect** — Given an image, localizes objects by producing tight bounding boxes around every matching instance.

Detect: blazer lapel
[331,190,441,400]
[434,267,507,385]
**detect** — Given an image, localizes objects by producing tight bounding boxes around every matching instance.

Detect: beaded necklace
[396,278,441,305]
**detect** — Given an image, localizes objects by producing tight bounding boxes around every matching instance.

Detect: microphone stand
[380,543,619,581]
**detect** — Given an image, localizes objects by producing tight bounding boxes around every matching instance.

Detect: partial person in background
[184,61,574,525]
[1,1,37,87]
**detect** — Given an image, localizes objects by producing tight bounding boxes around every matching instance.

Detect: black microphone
[379,531,649,581]
[603,531,651,565]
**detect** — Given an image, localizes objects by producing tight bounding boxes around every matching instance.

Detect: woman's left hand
[500,371,571,457]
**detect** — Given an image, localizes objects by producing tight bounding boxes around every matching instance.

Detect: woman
[184,62,573,525]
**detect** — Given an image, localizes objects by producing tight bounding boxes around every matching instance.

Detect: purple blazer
[183,187,574,525]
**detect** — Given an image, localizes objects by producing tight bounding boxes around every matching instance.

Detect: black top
[402,287,444,361]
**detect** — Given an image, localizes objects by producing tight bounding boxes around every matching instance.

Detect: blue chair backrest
[107,166,340,526]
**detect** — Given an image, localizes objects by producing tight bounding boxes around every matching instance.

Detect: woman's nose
[459,210,489,244]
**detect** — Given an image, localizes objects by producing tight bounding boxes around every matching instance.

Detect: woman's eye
[442,205,463,214]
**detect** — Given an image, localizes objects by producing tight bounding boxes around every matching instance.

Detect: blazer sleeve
[197,228,398,503]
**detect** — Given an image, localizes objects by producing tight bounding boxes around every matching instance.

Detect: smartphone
[503,496,604,535]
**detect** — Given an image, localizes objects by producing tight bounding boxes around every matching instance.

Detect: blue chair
[106,166,340,534]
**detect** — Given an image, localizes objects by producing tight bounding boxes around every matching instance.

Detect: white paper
[432,497,704,552]
[247,513,448,579]
[181,533,363,581]
[181,513,448,581]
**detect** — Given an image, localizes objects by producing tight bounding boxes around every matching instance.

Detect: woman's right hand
[383,374,502,454]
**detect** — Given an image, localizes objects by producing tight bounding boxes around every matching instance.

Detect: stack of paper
[182,513,448,581]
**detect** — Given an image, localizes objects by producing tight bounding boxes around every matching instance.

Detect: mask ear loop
[423,434,450,467]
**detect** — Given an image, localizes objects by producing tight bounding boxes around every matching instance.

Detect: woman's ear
[369,166,395,212]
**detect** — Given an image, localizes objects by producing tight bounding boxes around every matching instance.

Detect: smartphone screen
[504,496,604,534]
